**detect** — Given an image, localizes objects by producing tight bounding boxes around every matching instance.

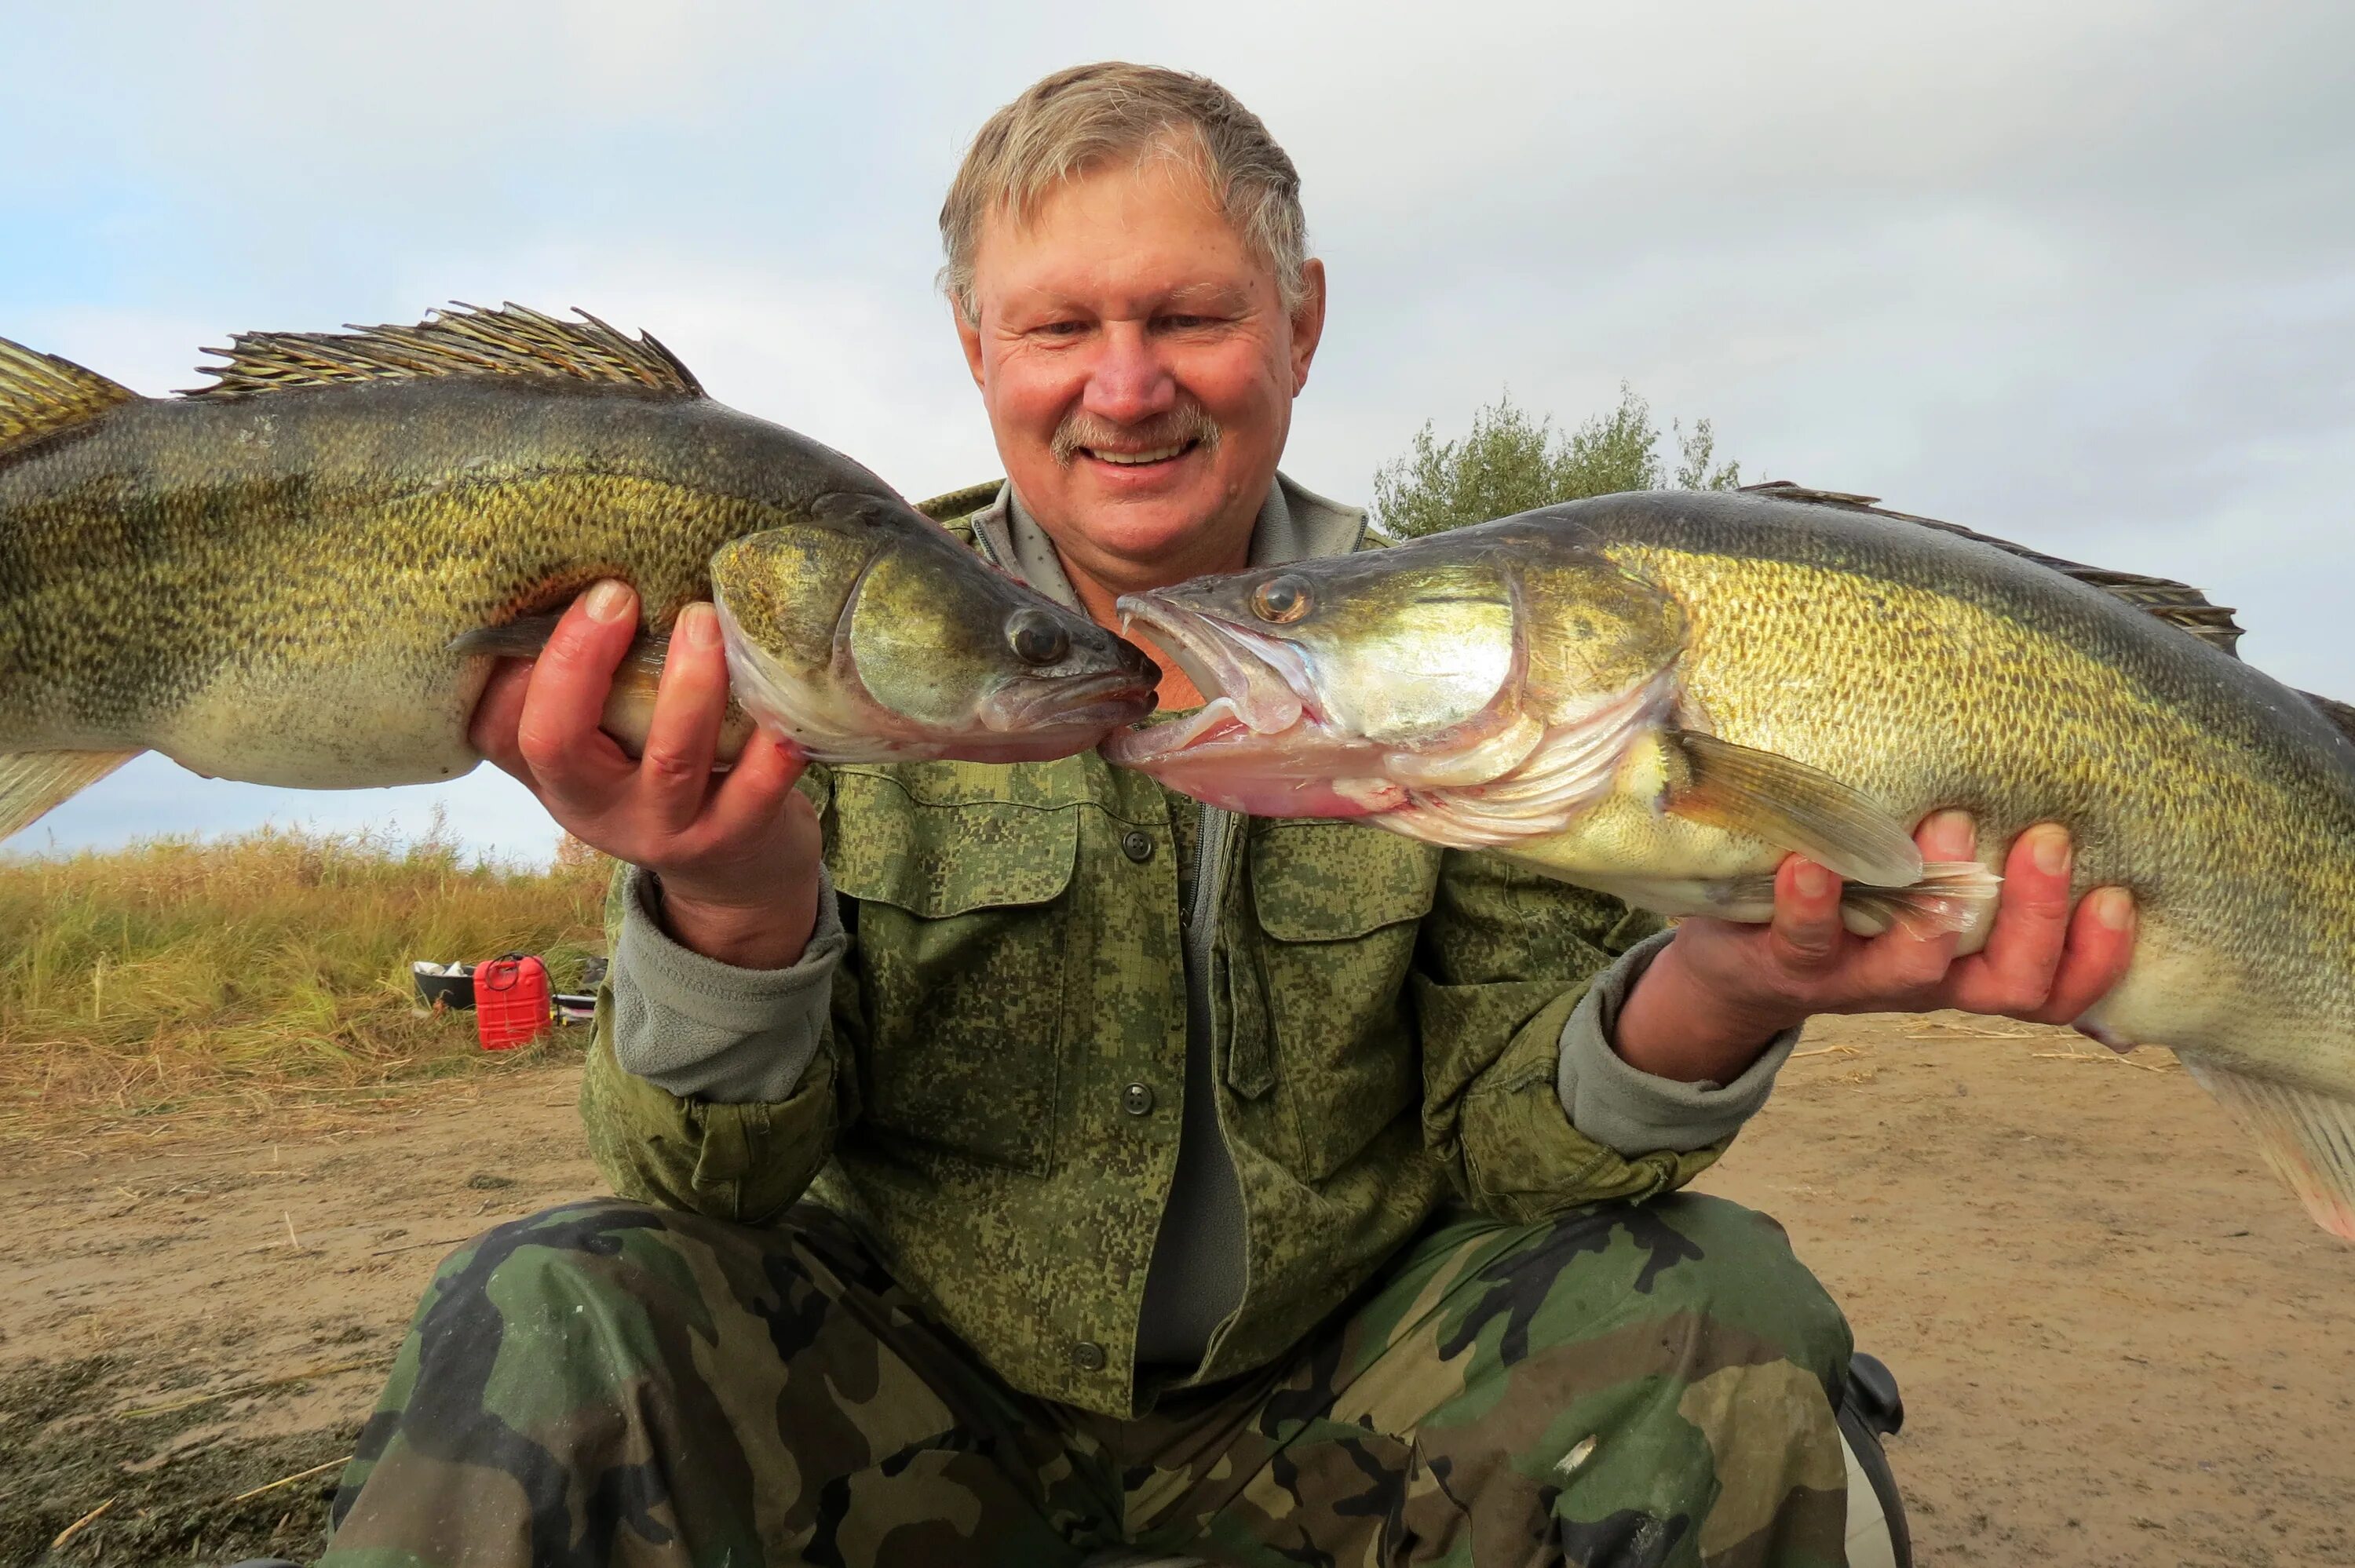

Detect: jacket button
[1072,1340,1108,1372]
[1121,1082,1156,1116]
[1121,830,1155,862]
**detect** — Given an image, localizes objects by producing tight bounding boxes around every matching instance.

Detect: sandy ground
[3,1016,2352,1566]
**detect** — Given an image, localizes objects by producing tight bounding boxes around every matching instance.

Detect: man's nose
[1082,322,1178,425]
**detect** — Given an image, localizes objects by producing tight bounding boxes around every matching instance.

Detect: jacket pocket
[1242,820,1442,1180]
[827,768,1081,1175]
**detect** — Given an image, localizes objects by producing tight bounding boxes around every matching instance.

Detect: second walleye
[1105,486,2355,1241]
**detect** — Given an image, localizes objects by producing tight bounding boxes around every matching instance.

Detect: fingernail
[2031,824,2071,878]
[586,580,634,622]
[680,603,719,650]
[2092,887,2134,931]
[1794,862,1832,899]
[1926,809,1975,855]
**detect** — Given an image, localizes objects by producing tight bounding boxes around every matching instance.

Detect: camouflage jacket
[579,476,1746,1418]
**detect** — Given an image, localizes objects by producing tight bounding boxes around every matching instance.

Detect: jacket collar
[968,472,1367,610]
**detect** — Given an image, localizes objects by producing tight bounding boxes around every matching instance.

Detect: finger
[1846,811,1971,997]
[514,581,640,803]
[468,659,539,786]
[634,603,732,834]
[1915,807,1977,866]
[2025,886,2137,1025]
[701,730,809,844]
[1944,822,2075,1015]
[1765,855,1846,977]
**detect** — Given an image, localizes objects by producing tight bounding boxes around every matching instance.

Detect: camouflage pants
[322,1194,1852,1567]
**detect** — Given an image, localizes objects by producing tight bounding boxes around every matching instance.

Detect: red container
[474,954,552,1049]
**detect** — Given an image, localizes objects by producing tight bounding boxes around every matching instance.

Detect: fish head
[710,496,1157,762]
[1101,520,1687,835]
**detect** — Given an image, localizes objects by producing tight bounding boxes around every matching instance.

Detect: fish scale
[1107,487,2355,1240]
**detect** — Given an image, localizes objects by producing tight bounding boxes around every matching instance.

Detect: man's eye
[1033,320,1088,338]
[1158,314,1216,330]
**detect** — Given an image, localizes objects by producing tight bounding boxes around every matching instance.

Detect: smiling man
[319,64,2133,1568]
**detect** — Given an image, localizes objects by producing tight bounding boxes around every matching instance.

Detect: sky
[5,1,2351,862]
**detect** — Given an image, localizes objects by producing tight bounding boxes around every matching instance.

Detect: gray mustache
[1050,404,1221,466]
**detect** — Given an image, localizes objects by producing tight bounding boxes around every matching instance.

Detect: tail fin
[2181,1053,2355,1241]
[0,749,142,844]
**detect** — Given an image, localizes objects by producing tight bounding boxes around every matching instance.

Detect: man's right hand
[469,578,823,970]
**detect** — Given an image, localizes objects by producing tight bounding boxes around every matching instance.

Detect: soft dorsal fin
[182,302,703,400]
[0,337,138,458]
[2298,690,2355,747]
[1741,480,2246,655]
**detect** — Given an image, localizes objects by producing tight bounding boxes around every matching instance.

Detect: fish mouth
[1102,595,1354,772]
[984,668,1160,737]
[1104,587,1682,842]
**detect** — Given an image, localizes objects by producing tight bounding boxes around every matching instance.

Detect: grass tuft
[0,817,613,1143]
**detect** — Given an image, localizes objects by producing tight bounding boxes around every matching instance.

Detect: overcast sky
[5,1,2351,862]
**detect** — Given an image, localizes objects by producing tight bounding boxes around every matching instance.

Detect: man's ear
[953,299,987,390]
[1288,257,1328,396]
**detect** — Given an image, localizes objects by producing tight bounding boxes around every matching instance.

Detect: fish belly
[154,654,484,789]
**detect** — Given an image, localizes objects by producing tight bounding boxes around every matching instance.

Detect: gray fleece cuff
[1557,929,1803,1156]
[610,863,847,1104]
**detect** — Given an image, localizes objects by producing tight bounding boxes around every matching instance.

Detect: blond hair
[939,62,1309,322]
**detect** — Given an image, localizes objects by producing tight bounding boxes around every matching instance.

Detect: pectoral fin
[0,749,143,842]
[451,619,750,765]
[1610,860,1999,934]
[1838,861,2004,936]
[449,616,677,693]
[447,614,564,660]
[1657,729,1925,887]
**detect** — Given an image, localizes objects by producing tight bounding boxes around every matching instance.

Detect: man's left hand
[1612,811,2138,1085]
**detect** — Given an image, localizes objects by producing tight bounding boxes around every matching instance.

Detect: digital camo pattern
[323,1193,1851,1567]
[581,724,1693,1416]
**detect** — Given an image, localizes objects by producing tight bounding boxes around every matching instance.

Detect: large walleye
[1106,484,2355,1240]
[0,304,1155,840]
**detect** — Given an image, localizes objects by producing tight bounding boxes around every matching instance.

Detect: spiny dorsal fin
[0,337,138,458]
[183,302,703,400]
[1741,480,2245,655]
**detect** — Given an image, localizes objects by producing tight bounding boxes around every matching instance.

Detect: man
[321,64,2133,1566]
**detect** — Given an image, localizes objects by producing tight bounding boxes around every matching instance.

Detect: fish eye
[1008,608,1070,666]
[1251,574,1312,625]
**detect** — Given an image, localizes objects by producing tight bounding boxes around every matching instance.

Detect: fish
[0,304,1157,841]
[1104,483,2355,1240]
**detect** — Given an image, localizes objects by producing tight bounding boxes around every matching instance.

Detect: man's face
[957,152,1326,589]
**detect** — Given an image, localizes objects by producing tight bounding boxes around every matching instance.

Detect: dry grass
[0,819,615,1143]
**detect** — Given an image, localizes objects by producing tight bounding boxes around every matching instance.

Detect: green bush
[1371,385,1741,540]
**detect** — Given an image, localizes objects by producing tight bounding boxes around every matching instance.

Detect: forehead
[970,152,1273,310]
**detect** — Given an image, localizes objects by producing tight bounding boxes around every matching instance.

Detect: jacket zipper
[1185,806,1229,979]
